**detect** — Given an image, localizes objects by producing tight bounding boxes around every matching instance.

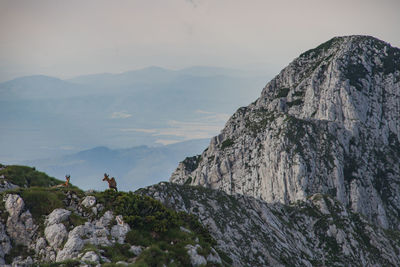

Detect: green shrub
[126,229,153,246]
[286,99,304,107]
[345,63,368,91]
[382,46,400,75]
[221,139,234,150]
[101,243,134,262]
[276,87,290,98]
[94,190,222,265]
[20,187,65,221]
[95,190,180,233]
[292,91,305,97]
[134,245,169,266]
[182,155,202,172]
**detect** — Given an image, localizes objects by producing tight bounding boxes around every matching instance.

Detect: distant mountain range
[0,66,269,163]
[24,138,210,191]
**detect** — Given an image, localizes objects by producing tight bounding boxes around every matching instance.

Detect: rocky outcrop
[186,244,207,266]
[0,193,131,265]
[0,222,11,265]
[4,195,37,246]
[0,180,18,193]
[170,35,400,230]
[55,211,129,262]
[0,189,225,266]
[44,209,70,249]
[142,182,400,267]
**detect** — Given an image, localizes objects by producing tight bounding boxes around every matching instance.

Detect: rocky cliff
[170,35,400,230]
[141,182,400,267]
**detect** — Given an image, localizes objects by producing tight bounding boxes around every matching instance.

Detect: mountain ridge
[170,35,400,229]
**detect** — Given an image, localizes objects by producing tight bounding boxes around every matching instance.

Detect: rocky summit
[171,35,400,230]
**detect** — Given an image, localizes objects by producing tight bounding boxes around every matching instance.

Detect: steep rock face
[170,35,400,229]
[4,194,37,246]
[142,182,400,267]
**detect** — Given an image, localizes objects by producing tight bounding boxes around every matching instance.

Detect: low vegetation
[181,155,202,173]
[276,87,290,98]
[92,189,219,265]
[0,165,63,188]
[220,139,234,150]
[300,37,340,58]
[0,165,224,266]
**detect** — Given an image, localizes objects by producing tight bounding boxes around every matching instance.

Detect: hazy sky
[0,0,399,81]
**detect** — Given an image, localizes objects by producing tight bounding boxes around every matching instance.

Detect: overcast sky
[0,0,399,82]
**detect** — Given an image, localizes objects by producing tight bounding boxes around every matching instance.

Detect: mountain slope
[142,182,400,267]
[0,165,227,266]
[170,35,400,229]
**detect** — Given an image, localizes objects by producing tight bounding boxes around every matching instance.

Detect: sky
[0,0,400,82]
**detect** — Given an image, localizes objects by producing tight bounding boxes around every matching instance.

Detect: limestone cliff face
[142,182,400,267]
[170,35,400,229]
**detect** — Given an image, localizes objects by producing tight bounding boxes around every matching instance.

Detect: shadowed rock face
[142,182,400,267]
[171,35,400,229]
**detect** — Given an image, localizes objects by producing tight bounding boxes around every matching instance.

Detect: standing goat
[103,173,118,192]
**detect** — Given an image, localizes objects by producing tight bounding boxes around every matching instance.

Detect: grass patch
[101,243,135,262]
[19,187,65,221]
[69,212,87,227]
[0,165,63,188]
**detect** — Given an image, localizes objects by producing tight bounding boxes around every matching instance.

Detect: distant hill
[0,75,86,99]
[24,139,210,191]
[0,66,268,162]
